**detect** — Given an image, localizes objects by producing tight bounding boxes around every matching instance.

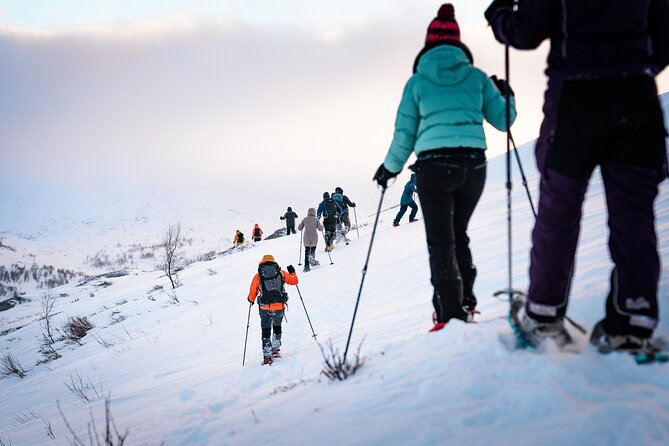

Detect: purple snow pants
[527,75,668,338]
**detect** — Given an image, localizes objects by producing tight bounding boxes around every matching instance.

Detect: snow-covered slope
[1,94,668,446]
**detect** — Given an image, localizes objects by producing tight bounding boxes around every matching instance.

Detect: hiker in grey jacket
[297,208,324,272]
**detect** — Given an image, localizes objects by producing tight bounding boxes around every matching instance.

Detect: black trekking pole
[298,229,303,266]
[295,285,317,338]
[242,302,252,366]
[493,44,524,304]
[509,132,537,218]
[353,207,360,239]
[343,187,386,363]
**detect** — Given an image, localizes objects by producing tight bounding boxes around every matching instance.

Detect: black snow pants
[412,148,486,323]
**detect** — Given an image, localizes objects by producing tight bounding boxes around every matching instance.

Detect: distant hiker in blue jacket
[393,174,418,227]
[317,192,343,251]
[373,3,516,331]
[332,187,356,234]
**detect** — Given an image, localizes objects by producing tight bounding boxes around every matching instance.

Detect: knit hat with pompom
[425,4,460,43]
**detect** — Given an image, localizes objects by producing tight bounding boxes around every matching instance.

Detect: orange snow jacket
[247,261,298,311]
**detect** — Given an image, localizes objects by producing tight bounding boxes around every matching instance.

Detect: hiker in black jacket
[280,207,299,235]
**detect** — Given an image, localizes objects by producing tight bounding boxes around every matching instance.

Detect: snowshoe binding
[262,356,273,366]
[508,294,572,349]
[590,320,668,364]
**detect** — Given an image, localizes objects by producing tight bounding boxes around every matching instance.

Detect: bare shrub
[1,352,27,378]
[0,435,13,446]
[58,398,128,446]
[319,339,365,382]
[205,311,213,326]
[207,267,217,276]
[62,316,94,343]
[44,417,55,439]
[64,371,104,403]
[38,291,61,362]
[40,291,57,344]
[12,409,40,425]
[161,223,182,289]
[167,290,179,305]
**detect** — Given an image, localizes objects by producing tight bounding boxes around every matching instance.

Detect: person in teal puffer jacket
[374,3,517,331]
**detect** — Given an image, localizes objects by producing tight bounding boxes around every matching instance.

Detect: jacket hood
[308,208,316,216]
[254,224,259,228]
[417,45,472,86]
[287,207,292,212]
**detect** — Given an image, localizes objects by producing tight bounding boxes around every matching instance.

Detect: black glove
[491,75,514,97]
[248,299,254,306]
[280,216,285,220]
[484,0,516,24]
[287,265,296,274]
[351,202,356,207]
[373,164,399,188]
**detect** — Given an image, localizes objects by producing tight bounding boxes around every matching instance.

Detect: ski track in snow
[1,97,669,446]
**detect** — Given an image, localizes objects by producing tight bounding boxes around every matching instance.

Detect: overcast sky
[1,0,668,201]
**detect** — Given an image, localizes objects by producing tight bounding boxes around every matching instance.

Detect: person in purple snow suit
[486,0,669,353]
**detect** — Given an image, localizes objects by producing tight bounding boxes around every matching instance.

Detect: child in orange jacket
[247,254,298,364]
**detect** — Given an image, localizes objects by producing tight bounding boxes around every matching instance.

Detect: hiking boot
[429,322,447,332]
[409,218,419,223]
[463,295,477,312]
[271,333,282,351]
[311,259,320,266]
[303,265,310,272]
[262,356,273,365]
[392,222,400,227]
[509,296,572,349]
[262,337,272,358]
[589,320,660,354]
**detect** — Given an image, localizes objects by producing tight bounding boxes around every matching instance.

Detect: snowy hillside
[0,95,668,446]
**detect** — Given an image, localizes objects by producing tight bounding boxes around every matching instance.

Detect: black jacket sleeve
[487,0,559,50]
[343,196,356,207]
[650,0,669,72]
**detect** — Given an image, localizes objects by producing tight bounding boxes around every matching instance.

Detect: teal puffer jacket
[383,45,517,173]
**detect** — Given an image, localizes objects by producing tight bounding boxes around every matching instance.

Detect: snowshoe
[303,266,310,272]
[409,218,419,223]
[311,259,320,266]
[271,348,282,359]
[262,356,273,366]
[590,320,669,364]
[392,222,400,227]
[508,294,572,349]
